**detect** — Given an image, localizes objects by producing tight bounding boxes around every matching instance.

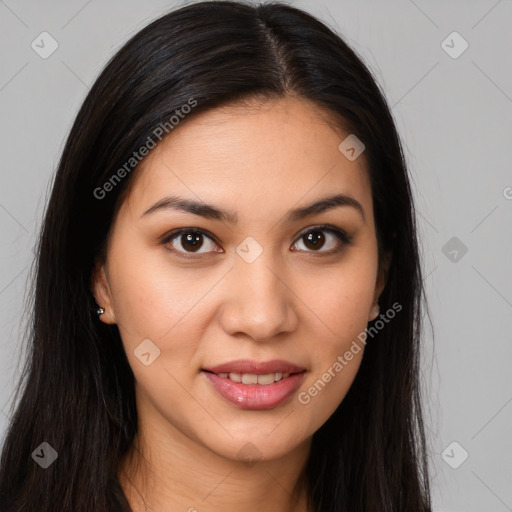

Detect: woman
[0,1,433,510]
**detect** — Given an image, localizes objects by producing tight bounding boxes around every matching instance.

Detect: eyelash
[160,224,352,259]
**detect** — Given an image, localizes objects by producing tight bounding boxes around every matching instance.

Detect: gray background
[0,0,511,510]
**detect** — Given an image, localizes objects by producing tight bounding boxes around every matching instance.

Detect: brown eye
[292,225,351,254]
[164,229,221,256]
[178,232,204,252]
[303,230,326,250]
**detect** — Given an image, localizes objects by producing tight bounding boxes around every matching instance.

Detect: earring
[96,307,105,316]
[369,303,380,321]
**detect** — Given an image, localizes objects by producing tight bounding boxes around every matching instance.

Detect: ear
[368,248,393,322]
[91,261,117,325]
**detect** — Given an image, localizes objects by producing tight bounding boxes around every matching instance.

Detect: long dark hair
[0,1,432,510]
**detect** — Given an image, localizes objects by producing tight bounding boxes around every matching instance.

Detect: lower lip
[202,371,306,410]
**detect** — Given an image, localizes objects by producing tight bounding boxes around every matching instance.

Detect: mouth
[201,359,307,410]
[202,358,306,376]
[201,369,303,385]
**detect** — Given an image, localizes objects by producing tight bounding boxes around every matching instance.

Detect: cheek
[106,239,220,355]
[300,251,378,340]
[294,252,377,419]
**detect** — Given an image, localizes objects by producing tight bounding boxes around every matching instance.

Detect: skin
[92,95,390,512]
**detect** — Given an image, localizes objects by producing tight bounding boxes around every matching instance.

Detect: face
[93,95,388,464]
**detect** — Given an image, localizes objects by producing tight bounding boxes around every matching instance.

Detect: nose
[218,250,298,342]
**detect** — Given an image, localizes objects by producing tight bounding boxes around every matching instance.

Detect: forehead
[122,95,373,224]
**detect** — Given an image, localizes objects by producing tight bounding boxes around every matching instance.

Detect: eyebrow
[141,193,365,224]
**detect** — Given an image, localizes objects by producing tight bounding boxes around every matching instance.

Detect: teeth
[242,373,258,385]
[256,373,275,385]
[215,372,293,385]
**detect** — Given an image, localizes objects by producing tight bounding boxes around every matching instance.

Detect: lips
[202,359,305,375]
[201,359,306,410]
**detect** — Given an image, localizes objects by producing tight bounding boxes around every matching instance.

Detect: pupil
[304,231,325,250]
[182,232,203,252]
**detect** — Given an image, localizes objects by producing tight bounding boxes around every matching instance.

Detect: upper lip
[202,359,306,375]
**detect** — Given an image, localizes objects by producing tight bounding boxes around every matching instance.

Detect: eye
[162,228,222,258]
[291,224,352,255]
[161,224,352,259]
